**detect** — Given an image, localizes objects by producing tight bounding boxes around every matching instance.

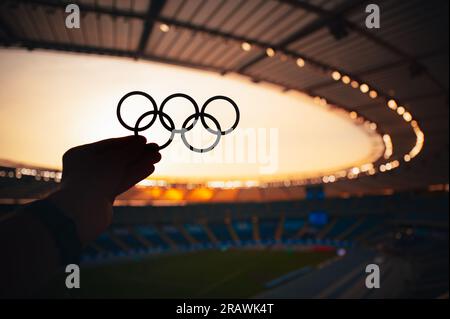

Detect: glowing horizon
[0,49,383,182]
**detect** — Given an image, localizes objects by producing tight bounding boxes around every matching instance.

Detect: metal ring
[159,93,200,134]
[180,113,222,153]
[200,95,240,135]
[117,92,239,153]
[117,91,158,132]
[134,110,176,150]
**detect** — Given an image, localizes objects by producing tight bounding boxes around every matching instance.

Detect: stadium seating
[258,219,278,243]
[66,191,447,263]
[232,220,254,244]
[184,223,210,244]
[0,170,447,266]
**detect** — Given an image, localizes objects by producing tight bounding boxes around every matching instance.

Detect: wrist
[47,188,113,245]
[24,199,82,265]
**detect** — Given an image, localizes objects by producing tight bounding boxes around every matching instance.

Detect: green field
[45,249,335,298]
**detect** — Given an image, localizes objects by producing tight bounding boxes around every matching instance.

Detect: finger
[102,136,149,166]
[114,150,161,195]
[87,135,147,154]
[145,143,162,163]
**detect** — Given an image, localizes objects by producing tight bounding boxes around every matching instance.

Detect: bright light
[387,99,398,110]
[314,96,327,106]
[314,96,322,104]
[383,134,393,159]
[397,106,405,115]
[159,23,170,33]
[342,75,351,84]
[296,58,305,68]
[241,42,252,51]
[351,80,359,89]
[350,111,358,119]
[163,188,184,201]
[409,122,425,160]
[404,154,411,162]
[331,71,341,81]
[360,84,369,93]
[0,50,385,183]
[337,248,347,257]
[188,187,214,201]
[403,112,412,122]
[369,90,378,99]
[266,48,275,57]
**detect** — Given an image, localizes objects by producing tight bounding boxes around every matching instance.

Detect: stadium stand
[0,165,448,298]
[0,0,448,299]
[7,190,433,262]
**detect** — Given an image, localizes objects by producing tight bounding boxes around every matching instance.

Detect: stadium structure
[0,0,448,299]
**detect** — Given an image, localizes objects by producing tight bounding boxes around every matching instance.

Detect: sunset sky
[0,49,383,181]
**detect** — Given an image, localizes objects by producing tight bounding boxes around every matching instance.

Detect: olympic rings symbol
[116,91,240,153]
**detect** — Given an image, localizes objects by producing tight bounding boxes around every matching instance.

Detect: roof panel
[203,0,248,30]
[315,82,377,109]
[361,64,441,100]
[0,0,447,191]
[245,57,330,90]
[190,0,226,25]
[176,0,208,22]
[420,54,450,90]
[219,0,268,34]
[288,28,399,73]
[349,0,449,57]
[263,7,317,44]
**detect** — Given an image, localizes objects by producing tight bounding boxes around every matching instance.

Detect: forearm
[0,207,61,298]
[0,187,115,298]
[0,136,161,298]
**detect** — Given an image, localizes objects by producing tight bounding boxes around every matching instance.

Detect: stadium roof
[0,0,448,195]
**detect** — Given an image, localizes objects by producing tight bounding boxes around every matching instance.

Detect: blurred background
[0,0,448,298]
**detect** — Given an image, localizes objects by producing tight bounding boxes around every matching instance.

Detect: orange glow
[145,187,163,198]
[241,42,252,52]
[342,76,351,84]
[397,106,405,115]
[331,71,341,81]
[187,187,214,201]
[266,48,276,57]
[388,99,398,110]
[0,49,384,183]
[360,84,369,93]
[162,188,184,201]
[403,112,412,122]
[159,23,170,33]
[296,58,305,68]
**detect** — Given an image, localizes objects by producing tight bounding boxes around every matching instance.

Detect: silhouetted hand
[48,136,161,244]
